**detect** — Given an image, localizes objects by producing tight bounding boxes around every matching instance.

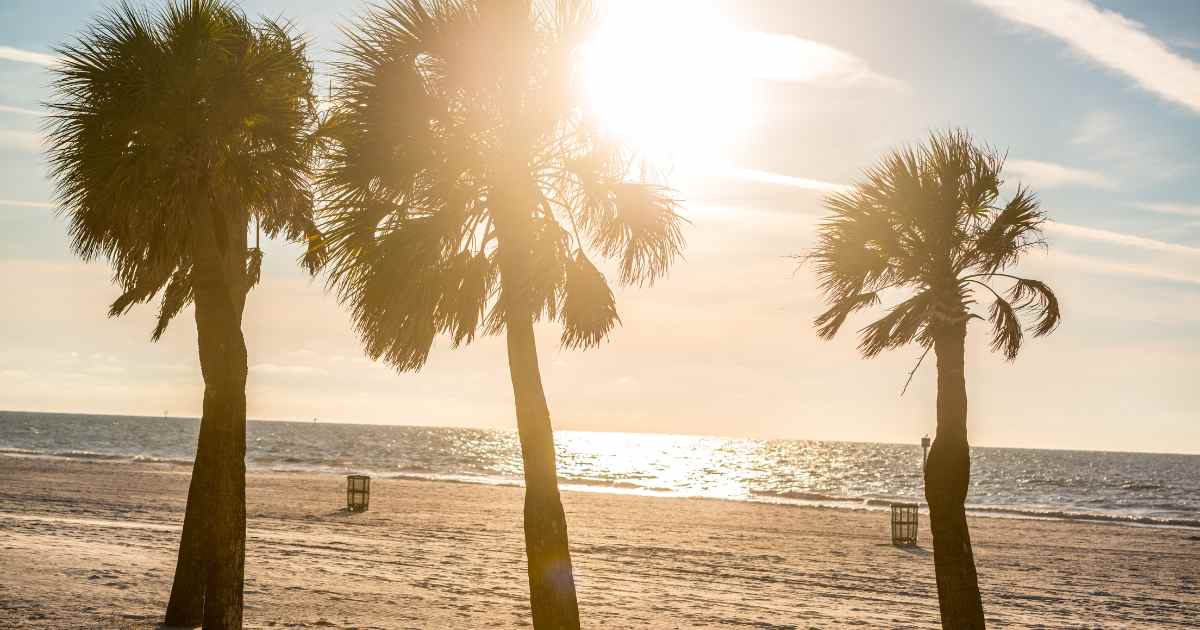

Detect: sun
[580,1,755,166]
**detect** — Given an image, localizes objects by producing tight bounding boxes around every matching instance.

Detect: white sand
[0,454,1197,628]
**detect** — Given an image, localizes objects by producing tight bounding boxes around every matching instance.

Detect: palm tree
[45,2,319,627]
[808,130,1061,629]
[315,1,684,626]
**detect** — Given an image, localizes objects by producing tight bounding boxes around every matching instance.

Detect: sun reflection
[554,431,766,501]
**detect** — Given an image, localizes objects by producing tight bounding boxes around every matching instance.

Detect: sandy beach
[0,454,1196,629]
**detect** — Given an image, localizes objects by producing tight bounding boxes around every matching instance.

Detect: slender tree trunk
[194,254,248,630]
[505,315,581,630]
[164,429,212,626]
[165,216,248,629]
[925,323,985,629]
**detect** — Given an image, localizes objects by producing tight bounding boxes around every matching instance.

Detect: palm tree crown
[810,129,1060,362]
[316,0,685,369]
[45,0,321,338]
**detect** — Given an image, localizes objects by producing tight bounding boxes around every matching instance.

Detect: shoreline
[6,409,1197,457]
[2,449,1197,531]
[1,455,1198,627]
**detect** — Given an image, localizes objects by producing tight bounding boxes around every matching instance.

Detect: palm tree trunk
[505,315,581,630]
[164,428,212,625]
[164,221,248,629]
[925,323,985,629]
[194,261,248,630]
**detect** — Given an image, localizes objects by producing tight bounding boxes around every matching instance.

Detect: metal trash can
[890,503,918,546]
[346,474,370,512]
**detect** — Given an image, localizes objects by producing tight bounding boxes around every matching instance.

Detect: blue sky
[0,0,1197,453]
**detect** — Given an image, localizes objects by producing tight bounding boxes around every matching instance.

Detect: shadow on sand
[325,507,366,518]
[877,543,932,557]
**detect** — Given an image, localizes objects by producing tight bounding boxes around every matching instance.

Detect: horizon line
[3,408,1196,457]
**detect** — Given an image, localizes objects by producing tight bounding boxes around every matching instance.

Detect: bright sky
[1,0,1197,454]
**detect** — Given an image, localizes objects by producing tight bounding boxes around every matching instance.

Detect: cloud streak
[0,199,55,209]
[1006,159,1115,190]
[596,2,897,90]
[1052,252,1200,286]
[1045,221,1200,256]
[737,31,897,88]
[699,165,1191,267]
[0,104,43,117]
[0,45,59,67]
[1133,202,1200,219]
[975,0,1200,114]
[1070,110,1190,183]
[716,166,850,193]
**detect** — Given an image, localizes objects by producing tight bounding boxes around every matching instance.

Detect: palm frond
[987,296,1023,361]
[585,182,685,287]
[813,291,880,340]
[151,267,193,341]
[299,222,326,274]
[1009,277,1061,336]
[974,186,1045,273]
[343,232,442,371]
[246,247,263,290]
[436,250,496,347]
[810,213,901,299]
[857,290,933,358]
[560,251,619,350]
[107,258,177,318]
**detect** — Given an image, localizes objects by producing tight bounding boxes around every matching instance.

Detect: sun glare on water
[581,1,755,165]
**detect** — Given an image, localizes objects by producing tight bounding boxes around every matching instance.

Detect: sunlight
[581,1,866,171]
[581,1,755,165]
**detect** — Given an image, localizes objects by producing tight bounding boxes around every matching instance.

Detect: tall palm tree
[808,130,1061,629]
[316,1,684,626]
[45,2,319,627]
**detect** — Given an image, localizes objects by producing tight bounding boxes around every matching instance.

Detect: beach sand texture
[0,455,1196,628]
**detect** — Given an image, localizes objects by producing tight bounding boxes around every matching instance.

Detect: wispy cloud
[1045,220,1200,256]
[596,2,897,90]
[1133,202,1200,218]
[1006,159,1115,190]
[1052,251,1200,286]
[0,45,59,67]
[1073,110,1119,146]
[715,166,850,193]
[974,0,1200,114]
[1071,110,1192,182]
[0,129,42,152]
[737,32,897,88]
[704,164,1193,266]
[0,199,55,209]
[0,104,42,117]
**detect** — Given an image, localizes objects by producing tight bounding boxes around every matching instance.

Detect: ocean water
[1,410,1197,529]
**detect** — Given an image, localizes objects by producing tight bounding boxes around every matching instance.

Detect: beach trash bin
[890,503,918,545]
[346,474,370,512]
